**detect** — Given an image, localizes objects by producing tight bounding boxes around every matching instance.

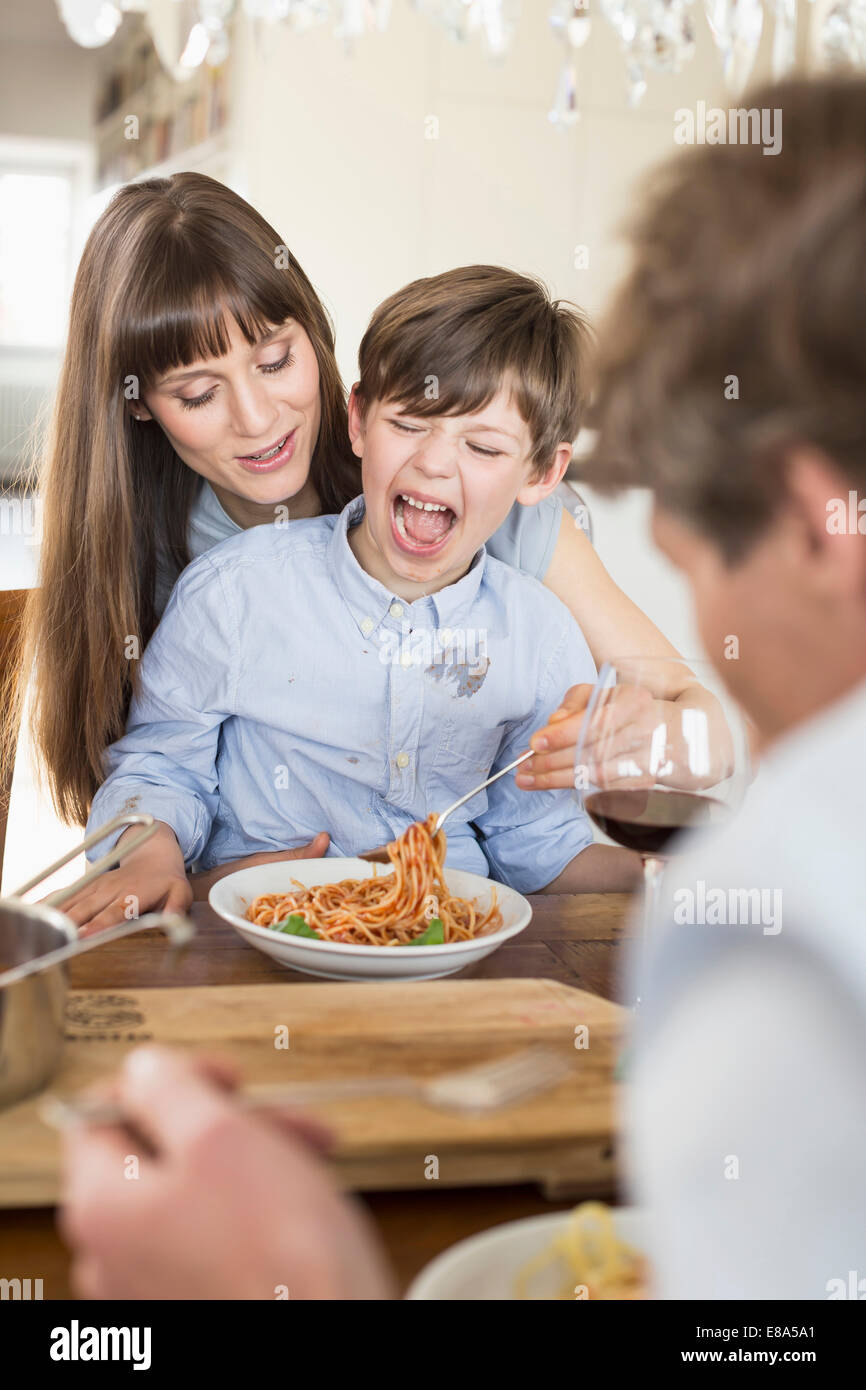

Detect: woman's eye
[177,351,293,410]
[261,350,294,375]
[180,388,216,410]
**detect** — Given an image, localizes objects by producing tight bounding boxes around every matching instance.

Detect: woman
[4,172,713,899]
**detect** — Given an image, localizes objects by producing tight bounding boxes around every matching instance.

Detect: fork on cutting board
[40,1044,570,1128]
[357,748,535,863]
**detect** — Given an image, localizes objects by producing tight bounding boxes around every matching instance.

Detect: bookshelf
[93,14,232,191]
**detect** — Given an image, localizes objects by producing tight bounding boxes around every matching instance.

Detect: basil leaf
[274,913,320,939]
[402,917,445,946]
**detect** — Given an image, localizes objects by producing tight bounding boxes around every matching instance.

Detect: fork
[358,747,535,863]
[39,1044,569,1127]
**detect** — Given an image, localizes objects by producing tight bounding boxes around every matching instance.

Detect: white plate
[208,857,532,981]
[406,1207,649,1300]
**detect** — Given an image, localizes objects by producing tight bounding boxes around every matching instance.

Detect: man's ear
[515,441,572,506]
[785,449,866,602]
[347,383,366,459]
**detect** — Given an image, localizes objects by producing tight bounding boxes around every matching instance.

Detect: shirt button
[400,650,413,667]
[360,617,374,635]
[440,627,452,645]
[389,602,404,617]
[396,751,410,769]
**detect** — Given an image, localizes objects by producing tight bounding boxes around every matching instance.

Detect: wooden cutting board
[0,979,625,1207]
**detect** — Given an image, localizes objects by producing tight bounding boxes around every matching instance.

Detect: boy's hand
[189,832,331,900]
[58,821,192,938]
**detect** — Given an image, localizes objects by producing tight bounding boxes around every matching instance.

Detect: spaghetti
[515,1202,648,1301]
[245,814,503,947]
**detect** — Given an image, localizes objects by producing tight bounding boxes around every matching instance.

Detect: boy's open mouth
[391,492,458,553]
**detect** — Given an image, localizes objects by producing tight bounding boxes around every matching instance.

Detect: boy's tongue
[400,498,453,545]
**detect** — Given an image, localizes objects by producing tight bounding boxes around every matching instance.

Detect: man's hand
[189,832,330,899]
[59,822,192,937]
[58,1046,395,1300]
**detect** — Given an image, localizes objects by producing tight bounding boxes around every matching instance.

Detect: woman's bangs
[119,262,297,394]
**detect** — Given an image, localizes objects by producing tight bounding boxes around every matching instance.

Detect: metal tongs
[0,812,194,987]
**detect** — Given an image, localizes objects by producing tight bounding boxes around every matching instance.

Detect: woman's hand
[58,1045,395,1300]
[58,822,192,938]
[516,683,598,792]
[189,832,330,900]
[517,681,737,793]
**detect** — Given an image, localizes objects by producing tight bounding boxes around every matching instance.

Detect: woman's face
[133,315,322,516]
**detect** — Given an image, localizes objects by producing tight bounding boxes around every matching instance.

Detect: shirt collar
[328,495,488,637]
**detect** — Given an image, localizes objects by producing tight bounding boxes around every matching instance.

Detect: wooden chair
[0,589,29,886]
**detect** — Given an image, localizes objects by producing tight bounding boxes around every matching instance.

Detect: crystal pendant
[241,0,292,18]
[819,0,866,64]
[548,59,580,126]
[334,0,391,41]
[56,0,123,47]
[146,0,202,78]
[769,0,796,78]
[600,0,697,103]
[417,0,475,42]
[290,0,330,27]
[481,0,522,55]
[703,0,764,95]
[626,58,647,103]
[549,0,592,46]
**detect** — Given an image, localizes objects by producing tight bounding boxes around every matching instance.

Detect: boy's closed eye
[388,417,503,458]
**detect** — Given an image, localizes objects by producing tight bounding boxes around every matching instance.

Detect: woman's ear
[126,400,154,423]
[516,441,572,505]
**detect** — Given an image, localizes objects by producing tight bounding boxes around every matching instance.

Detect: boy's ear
[515,441,572,506]
[347,383,366,459]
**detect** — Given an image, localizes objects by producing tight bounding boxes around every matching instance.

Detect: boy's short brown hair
[356,265,591,480]
[581,75,866,561]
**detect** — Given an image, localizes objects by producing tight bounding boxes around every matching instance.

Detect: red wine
[585,788,729,856]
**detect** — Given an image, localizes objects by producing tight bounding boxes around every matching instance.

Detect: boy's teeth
[394,494,455,546]
[400,493,449,511]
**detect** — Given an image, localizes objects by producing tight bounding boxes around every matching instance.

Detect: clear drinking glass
[573,657,752,1006]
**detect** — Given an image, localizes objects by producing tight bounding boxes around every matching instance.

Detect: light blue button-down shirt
[87,496,597,894]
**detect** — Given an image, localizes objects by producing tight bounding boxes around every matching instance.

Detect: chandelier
[56,0,866,126]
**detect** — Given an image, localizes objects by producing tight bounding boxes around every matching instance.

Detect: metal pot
[0,813,194,1108]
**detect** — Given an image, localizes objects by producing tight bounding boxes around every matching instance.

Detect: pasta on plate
[245,815,503,947]
[515,1203,649,1301]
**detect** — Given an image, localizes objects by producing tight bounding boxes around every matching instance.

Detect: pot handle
[8,812,161,906]
[0,911,195,989]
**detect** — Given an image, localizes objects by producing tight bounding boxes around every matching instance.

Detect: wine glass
[573,657,751,1006]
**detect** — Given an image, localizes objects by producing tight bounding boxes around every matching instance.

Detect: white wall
[226,7,788,661]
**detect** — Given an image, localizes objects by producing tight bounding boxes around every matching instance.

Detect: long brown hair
[3,172,359,827]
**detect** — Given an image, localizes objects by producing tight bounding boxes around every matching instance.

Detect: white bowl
[406,1207,649,1300]
[208,857,532,981]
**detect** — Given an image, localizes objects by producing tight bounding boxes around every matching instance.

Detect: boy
[78,266,640,930]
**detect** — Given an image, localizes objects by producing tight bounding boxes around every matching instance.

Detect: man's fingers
[252,1106,336,1155]
[112,1045,238,1158]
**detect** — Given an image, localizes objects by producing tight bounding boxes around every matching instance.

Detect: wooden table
[0,892,635,1297]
